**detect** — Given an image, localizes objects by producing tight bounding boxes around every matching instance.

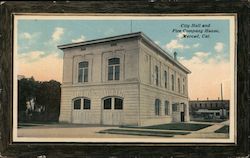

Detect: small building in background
[189,99,229,122]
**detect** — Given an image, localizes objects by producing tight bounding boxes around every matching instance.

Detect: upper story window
[183,78,185,94]
[164,70,167,88]
[178,78,180,93]
[108,58,120,81]
[171,74,175,91]
[78,61,88,83]
[155,66,159,86]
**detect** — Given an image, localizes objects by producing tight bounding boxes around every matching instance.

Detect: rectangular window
[78,61,88,83]
[155,66,159,86]
[115,66,120,80]
[171,74,175,91]
[164,71,167,88]
[165,101,169,115]
[172,104,178,112]
[114,98,123,110]
[84,68,88,82]
[108,58,120,81]
[178,78,180,93]
[183,78,185,94]
[78,69,83,83]
[104,98,112,109]
[108,66,113,80]
[83,99,91,109]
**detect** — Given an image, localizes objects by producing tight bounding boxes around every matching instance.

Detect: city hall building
[58,32,191,126]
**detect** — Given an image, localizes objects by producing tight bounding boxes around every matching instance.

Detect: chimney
[218,97,220,100]
[174,52,177,60]
[197,98,199,101]
[207,97,209,100]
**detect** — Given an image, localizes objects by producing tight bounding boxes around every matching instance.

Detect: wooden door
[102,97,123,125]
[72,98,91,124]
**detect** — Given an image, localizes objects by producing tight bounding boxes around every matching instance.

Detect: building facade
[58,32,191,126]
[189,99,230,120]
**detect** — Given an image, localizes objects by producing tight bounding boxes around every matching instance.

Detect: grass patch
[123,123,211,131]
[191,119,227,123]
[215,125,229,133]
[99,129,190,137]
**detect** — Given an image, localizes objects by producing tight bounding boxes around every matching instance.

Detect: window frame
[78,61,89,83]
[108,58,120,81]
[155,99,161,116]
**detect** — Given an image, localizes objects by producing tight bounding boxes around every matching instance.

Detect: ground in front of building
[17,121,229,139]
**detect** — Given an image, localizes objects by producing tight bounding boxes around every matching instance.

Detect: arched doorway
[101,96,124,125]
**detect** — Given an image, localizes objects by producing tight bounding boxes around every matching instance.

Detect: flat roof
[189,100,230,102]
[58,32,191,74]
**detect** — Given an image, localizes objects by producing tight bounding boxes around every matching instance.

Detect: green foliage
[18,77,61,123]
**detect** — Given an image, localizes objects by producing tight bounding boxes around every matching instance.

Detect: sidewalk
[174,120,229,138]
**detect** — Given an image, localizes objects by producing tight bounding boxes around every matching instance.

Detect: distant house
[58,32,191,126]
[189,99,229,120]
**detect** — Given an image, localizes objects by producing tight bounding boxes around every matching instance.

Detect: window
[108,58,120,80]
[103,97,123,110]
[178,78,180,93]
[171,74,175,91]
[114,98,123,110]
[78,61,88,83]
[73,98,91,110]
[164,101,169,115]
[164,71,167,88]
[83,99,91,109]
[183,78,185,94]
[155,66,159,86]
[104,98,112,109]
[172,103,178,112]
[155,99,161,116]
[73,99,81,110]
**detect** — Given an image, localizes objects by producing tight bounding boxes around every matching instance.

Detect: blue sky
[16,17,232,100]
[17,19,229,61]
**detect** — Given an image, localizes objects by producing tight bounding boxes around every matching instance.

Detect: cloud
[18,51,63,82]
[193,43,200,48]
[177,32,187,39]
[214,42,224,53]
[179,55,230,100]
[72,35,86,43]
[19,32,40,40]
[52,27,64,42]
[18,51,46,62]
[194,51,210,58]
[165,39,190,51]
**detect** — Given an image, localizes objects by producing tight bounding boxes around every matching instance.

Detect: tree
[18,77,61,123]
[35,80,61,122]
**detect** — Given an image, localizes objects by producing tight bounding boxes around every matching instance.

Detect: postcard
[13,14,236,143]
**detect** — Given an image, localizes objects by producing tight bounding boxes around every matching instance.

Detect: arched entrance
[101,96,124,125]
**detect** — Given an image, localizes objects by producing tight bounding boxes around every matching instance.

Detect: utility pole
[221,83,223,101]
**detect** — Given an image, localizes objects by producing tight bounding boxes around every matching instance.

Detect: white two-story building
[58,32,191,126]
